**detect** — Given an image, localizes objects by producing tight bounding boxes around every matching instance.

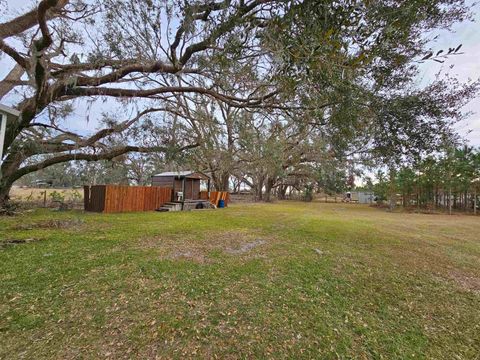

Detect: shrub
[0,201,20,216]
[49,191,65,203]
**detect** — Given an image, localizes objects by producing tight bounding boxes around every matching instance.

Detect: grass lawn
[1,202,479,359]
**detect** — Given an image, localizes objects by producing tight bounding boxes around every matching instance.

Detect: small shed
[151,171,210,201]
[346,191,376,204]
[358,191,375,204]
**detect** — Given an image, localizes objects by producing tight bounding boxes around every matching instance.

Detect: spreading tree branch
[13,142,198,183]
[0,0,69,39]
[0,64,25,100]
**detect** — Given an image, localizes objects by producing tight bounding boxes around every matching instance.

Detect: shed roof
[0,104,20,117]
[152,171,210,180]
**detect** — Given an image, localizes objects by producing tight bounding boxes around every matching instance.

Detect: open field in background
[1,202,479,359]
[10,186,83,206]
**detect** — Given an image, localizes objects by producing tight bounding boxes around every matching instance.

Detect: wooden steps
[156,202,182,212]
[156,200,212,212]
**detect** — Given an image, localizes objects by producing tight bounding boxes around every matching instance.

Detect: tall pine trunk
[388,167,397,211]
[474,188,477,215]
[448,187,452,215]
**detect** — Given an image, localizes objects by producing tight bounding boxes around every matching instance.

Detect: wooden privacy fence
[84,185,172,213]
[200,191,230,206]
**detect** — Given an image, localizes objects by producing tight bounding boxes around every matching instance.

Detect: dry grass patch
[139,230,272,263]
[10,218,85,231]
[444,269,480,294]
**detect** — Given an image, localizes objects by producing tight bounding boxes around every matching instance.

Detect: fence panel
[83,185,106,212]
[84,185,172,213]
[199,191,230,206]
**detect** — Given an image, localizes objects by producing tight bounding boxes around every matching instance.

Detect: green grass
[1,202,479,359]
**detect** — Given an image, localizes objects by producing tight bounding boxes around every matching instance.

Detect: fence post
[83,186,90,211]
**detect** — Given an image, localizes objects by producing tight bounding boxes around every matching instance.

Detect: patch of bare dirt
[224,239,266,255]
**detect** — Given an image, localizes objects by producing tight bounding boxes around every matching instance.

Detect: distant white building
[346,191,376,204]
[357,191,375,204]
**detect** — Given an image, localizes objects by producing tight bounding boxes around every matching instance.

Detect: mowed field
[0,202,479,359]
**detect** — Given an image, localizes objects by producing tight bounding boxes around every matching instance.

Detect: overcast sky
[417,0,480,146]
[1,0,480,146]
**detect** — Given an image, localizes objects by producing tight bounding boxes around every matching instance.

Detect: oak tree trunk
[0,177,13,209]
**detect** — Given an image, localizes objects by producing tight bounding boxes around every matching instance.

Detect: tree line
[361,145,480,213]
[365,146,480,213]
